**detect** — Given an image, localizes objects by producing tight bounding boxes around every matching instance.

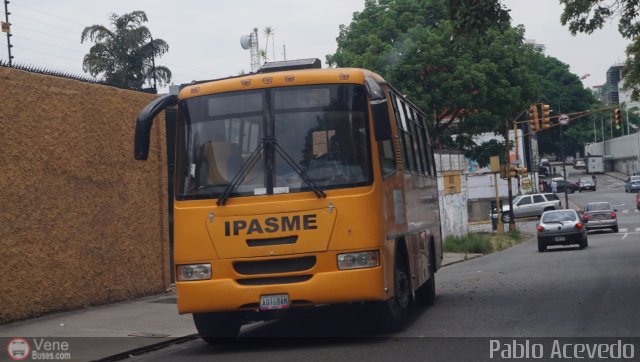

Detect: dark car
[537,209,587,252]
[578,177,596,192]
[538,166,550,178]
[582,202,618,233]
[552,178,578,193]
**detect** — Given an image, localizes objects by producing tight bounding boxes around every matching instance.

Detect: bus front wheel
[374,249,410,332]
[193,311,242,344]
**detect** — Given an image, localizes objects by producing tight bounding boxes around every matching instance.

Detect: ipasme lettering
[224,214,318,236]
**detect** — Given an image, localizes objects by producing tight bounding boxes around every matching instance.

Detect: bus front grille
[236,275,312,285]
[233,256,316,275]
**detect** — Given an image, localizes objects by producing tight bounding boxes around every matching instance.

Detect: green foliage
[559,1,640,100]
[81,11,171,90]
[327,0,538,149]
[492,230,521,251]
[449,0,511,34]
[527,53,598,157]
[444,233,493,254]
[444,230,521,254]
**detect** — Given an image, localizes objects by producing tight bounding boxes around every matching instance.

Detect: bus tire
[374,246,410,332]
[193,312,242,345]
[415,241,436,306]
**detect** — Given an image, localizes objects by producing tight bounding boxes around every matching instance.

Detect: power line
[9,44,81,62]
[11,13,80,35]
[11,2,87,27]
[12,35,86,54]
[164,62,216,77]
[12,25,81,45]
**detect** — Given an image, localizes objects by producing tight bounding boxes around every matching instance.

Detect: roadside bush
[444,233,493,254]
[444,230,522,254]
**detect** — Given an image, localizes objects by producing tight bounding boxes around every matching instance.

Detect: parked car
[540,158,550,167]
[582,201,618,233]
[537,209,587,252]
[574,160,586,169]
[491,193,561,223]
[565,156,575,165]
[625,176,640,192]
[551,177,578,193]
[578,177,596,192]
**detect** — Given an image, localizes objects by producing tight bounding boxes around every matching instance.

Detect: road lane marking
[619,228,628,233]
[635,227,640,232]
[622,233,628,240]
[635,209,639,213]
[623,209,629,213]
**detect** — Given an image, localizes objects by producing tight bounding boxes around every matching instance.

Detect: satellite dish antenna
[240,35,251,50]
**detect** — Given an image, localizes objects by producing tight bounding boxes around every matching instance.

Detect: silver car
[583,202,618,232]
[625,176,640,192]
[492,193,561,223]
[537,209,588,252]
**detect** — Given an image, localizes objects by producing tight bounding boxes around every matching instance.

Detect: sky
[0,1,630,93]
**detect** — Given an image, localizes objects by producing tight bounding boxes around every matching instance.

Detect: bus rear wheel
[193,312,242,345]
[374,251,410,332]
[415,273,435,306]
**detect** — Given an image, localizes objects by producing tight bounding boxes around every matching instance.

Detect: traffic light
[518,167,528,178]
[541,104,551,129]
[528,105,539,132]
[614,108,621,130]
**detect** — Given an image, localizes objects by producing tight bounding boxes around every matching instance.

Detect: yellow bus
[134,58,442,342]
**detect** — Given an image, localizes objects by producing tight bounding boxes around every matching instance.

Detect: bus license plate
[555,236,565,242]
[259,294,289,310]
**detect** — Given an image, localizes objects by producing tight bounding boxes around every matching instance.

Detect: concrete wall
[435,152,469,240]
[585,133,640,175]
[0,68,169,324]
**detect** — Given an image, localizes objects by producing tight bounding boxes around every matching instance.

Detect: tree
[559,0,640,99]
[81,11,171,90]
[263,26,276,61]
[327,0,538,156]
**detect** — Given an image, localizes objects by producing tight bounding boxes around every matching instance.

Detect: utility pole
[626,106,630,135]
[150,36,157,93]
[560,124,569,208]
[3,0,13,66]
[504,118,515,231]
[602,117,605,158]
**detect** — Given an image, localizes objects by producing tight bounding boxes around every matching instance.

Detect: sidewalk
[0,252,480,360]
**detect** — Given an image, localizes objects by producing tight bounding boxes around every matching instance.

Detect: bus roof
[178,67,385,100]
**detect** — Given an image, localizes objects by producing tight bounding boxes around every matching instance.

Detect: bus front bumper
[175,258,387,314]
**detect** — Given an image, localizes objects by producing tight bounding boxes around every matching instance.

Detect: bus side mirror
[134,94,178,160]
[365,77,392,141]
[371,100,392,141]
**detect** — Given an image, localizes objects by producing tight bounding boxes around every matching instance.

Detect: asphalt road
[126,167,640,361]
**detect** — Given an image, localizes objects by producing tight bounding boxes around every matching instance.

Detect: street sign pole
[558,114,570,208]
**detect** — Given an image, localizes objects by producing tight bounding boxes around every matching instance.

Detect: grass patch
[444,230,522,255]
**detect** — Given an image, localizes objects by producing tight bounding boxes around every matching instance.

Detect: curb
[442,253,483,267]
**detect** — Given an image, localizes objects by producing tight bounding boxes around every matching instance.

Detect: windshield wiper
[217,138,326,206]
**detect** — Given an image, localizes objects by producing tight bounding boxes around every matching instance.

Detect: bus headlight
[337,251,380,270]
[177,264,211,281]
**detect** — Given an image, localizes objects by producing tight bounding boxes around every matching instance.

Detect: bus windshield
[175,84,372,200]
